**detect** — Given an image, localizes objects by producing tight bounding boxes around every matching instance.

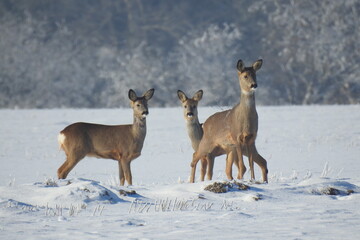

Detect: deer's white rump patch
[58,133,66,149]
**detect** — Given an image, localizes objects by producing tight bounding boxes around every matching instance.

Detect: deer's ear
[128,89,138,101]
[193,90,203,101]
[177,90,188,102]
[144,88,155,100]
[236,59,245,72]
[252,59,263,72]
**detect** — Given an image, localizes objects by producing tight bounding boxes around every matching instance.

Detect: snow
[0,105,359,239]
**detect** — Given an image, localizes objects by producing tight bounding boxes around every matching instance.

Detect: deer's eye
[244,75,248,79]
[137,104,141,107]
[184,106,187,108]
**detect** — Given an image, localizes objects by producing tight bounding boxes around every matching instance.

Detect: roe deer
[57,88,155,186]
[177,90,240,182]
[177,90,208,181]
[190,59,268,183]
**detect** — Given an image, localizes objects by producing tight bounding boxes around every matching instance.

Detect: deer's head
[177,90,203,122]
[236,59,263,95]
[129,88,155,119]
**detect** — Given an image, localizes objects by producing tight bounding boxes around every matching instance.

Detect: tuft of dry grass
[311,186,355,196]
[204,181,250,193]
[119,189,137,196]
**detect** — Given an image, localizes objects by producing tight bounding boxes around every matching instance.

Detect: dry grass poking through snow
[204,181,250,193]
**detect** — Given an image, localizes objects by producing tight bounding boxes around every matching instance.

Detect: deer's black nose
[142,111,149,116]
[251,83,257,89]
[187,112,194,117]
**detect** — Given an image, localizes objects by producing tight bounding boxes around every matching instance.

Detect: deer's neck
[232,91,258,133]
[132,115,147,139]
[239,91,256,113]
[186,117,203,150]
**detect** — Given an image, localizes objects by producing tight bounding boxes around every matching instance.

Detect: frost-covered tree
[0,12,100,108]
[97,24,247,107]
[172,23,245,106]
[0,1,358,108]
[250,0,360,104]
[97,42,171,107]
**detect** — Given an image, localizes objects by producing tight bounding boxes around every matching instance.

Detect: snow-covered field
[0,105,359,239]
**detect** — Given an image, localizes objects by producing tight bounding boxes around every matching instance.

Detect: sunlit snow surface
[0,106,359,239]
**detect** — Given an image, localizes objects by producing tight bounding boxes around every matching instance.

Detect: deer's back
[60,122,138,157]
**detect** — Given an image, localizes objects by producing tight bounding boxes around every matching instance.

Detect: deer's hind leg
[252,147,268,183]
[58,136,89,180]
[57,160,68,179]
[57,153,85,179]
[190,151,211,183]
[255,154,268,183]
[243,145,268,183]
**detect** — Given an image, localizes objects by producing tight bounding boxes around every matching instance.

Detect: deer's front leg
[190,165,197,183]
[247,143,256,181]
[235,146,246,179]
[200,157,207,181]
[225,150,235,180]
[121,160,133,186]
[206,155,215,181]
[190,151,204,183]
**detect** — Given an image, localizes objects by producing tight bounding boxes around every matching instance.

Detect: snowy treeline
[0,0,359,108]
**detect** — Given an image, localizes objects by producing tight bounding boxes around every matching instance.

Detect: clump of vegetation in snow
[119,189,137,196]
[233,181,250,190]
[204,182,230,193]
[311,186,355,196]
[204,181,250,193]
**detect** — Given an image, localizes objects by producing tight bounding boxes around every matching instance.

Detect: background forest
[0,0,359,108]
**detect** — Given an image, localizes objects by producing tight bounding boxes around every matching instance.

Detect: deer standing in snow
[177,90,240,182]
[57,88,155,186]
[190,59,268,183]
